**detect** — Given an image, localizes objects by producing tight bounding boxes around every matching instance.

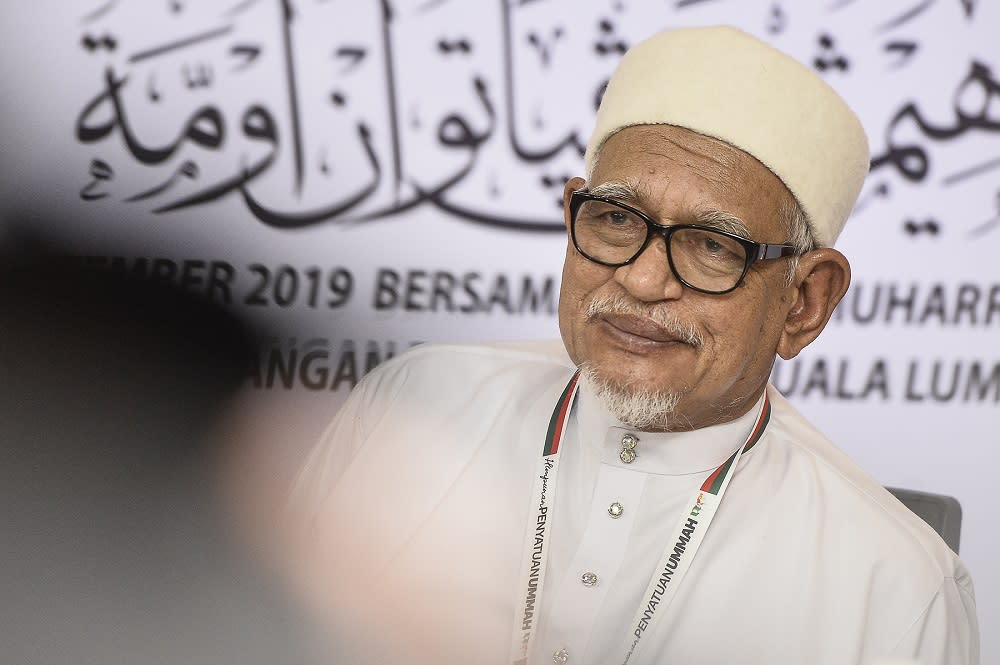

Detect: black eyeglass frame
[568,190,799,295]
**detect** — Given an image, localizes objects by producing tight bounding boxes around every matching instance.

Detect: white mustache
[585,294,705,347]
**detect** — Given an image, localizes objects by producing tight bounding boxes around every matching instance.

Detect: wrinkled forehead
[590,125,748,179]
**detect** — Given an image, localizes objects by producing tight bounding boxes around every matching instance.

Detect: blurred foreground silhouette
[0,230,328,665]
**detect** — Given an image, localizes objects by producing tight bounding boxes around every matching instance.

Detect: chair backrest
[885,487,962,554]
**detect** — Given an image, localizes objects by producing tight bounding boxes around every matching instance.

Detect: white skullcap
[584,25,870,247]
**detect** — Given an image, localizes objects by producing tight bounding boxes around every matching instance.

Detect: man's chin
[582,355,683,394]
[579,363,682,432]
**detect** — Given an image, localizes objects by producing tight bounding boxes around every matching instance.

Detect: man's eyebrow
[694,210,752,238]
[587,179,647,205]
[586,182,753,237]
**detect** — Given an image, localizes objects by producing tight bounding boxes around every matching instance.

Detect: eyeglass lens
[573,199,749,293]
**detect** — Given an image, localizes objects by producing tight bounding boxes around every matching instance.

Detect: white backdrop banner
[1,0,997,654]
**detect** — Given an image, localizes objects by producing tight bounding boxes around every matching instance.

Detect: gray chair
[886,487,962,554]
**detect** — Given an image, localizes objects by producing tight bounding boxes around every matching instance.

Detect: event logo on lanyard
[512,372,579,664]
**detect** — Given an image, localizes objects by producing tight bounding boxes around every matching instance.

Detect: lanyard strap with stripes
[509,371,771,665]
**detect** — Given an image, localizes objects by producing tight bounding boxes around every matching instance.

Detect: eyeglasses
[569,190,799,295]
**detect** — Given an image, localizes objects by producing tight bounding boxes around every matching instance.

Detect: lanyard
[508,371,771,665]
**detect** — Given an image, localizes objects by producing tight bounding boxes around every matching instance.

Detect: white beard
[580,362,681,431]
[578,292,700,430]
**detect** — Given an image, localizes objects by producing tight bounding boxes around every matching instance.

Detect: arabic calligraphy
[73,0,999,237]
[74,0,600,232]
[813,33,849,72]
[871,60,1000,183]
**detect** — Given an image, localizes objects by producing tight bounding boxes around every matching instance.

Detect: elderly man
[291,26,979,665]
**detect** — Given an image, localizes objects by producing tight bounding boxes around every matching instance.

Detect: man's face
[559,124,800,431]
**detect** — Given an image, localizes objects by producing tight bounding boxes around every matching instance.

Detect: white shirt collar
[575,381,767,476]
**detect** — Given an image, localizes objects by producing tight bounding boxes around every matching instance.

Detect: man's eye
[703,237,724,253]
[607,211,632,225]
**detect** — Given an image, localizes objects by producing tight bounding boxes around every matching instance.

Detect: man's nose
[612,234,684,302]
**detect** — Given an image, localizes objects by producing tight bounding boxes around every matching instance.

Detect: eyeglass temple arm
[756,244,799,261]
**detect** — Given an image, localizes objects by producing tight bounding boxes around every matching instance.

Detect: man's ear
[776,248,851,360]
[563,177,587,231]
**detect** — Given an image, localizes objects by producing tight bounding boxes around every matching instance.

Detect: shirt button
[608,501,624,518]
[553,648,569,664]
[581,571,599,587]
[619,433,639,463]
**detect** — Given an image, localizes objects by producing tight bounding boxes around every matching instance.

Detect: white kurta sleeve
[888,574,979,665]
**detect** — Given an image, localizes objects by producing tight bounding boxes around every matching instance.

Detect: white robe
[291,341,978,665]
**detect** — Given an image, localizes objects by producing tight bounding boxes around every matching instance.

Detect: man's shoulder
[292,340,578,533]
[399,339,573,365]
[348,339,577,420]
[763,385,967,582]
[370,339,574,385]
